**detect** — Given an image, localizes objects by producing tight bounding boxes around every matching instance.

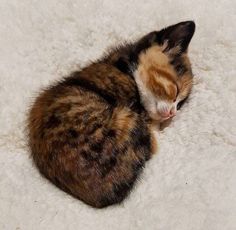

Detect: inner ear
[156,21,195,53]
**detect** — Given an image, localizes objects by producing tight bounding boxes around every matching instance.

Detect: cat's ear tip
[179,20,195,25]
[181,21,196,32]
[188,20,195,28]
[183,20,195,25]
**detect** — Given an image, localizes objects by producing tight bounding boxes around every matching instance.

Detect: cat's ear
[156,21,195,54]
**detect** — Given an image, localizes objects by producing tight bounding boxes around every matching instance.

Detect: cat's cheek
[139,92,157,118]
[149,112,164,122]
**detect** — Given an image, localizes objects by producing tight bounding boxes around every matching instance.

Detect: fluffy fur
[27,21,195,208]
[0,0,236,229]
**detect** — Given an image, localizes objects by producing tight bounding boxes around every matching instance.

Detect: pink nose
[160,111,171,118]
[160,109,176,118]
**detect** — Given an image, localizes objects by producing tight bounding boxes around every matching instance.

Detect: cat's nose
[160,110,172,118]
[160,109,176,118]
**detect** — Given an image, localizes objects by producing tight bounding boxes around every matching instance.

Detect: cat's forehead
[136,45,178,101]
[139,45,172,69]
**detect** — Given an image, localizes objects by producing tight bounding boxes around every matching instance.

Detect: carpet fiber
[0,0,236,229]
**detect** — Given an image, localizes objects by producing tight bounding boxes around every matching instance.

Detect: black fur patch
[107,129,116,138]
[99,178,136,208]
[100,157,117,177]
[90,142,104,153]
[67,128,78,138]
[132,160,144,175]
[170,56,188,76]
[81,150,100,161]
[131,124,151,150]
[114,57,130,74]
[130,123,151,160]
[62,74,117,106]
[177,97,189,110]
[113,180,134,198]
[156,21,195,53]
[45,114,61,129]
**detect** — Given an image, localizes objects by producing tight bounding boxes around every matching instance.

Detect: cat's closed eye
[177,97,188,110]
[173,85,179,102]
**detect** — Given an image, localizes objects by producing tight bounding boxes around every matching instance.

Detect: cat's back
[28,62,151,208]
[28,61,139,138]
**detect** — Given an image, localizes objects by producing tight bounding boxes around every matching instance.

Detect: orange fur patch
[110,107,137,143]
[137,45,178,101]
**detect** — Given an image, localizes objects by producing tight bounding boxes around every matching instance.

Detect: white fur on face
[134,70,177,120]
[134,70,157,115]
[156,100,177,118]
[156,100,172,113]
[134,69,183,120]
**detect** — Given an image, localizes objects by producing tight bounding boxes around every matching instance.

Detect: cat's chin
[159,118,173,131]
[160,116,172,122]
[150,114,172,123]
[150,115,174,129]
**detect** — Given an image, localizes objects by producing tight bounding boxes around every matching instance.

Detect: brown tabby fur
[28,21,195,208]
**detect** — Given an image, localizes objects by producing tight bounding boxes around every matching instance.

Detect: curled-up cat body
[28,21,195,208]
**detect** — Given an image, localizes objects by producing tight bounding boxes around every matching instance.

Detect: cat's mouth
[159,109,176,121]
[159,114,175,122]
[161,115,173,121]
[150,111,176,122]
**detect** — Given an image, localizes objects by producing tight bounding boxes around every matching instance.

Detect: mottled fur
[28,21,195,208]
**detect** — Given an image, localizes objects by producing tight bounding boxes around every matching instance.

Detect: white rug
[0,0,236,229]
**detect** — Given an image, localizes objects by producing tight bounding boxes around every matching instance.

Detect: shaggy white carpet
[0,0,236,229]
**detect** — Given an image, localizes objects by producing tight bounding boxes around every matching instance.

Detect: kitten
[28,21,195,208]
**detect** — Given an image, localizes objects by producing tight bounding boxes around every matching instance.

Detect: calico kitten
[28,21,195,208]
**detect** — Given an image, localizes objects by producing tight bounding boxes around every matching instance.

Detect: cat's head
[133,21,195,121]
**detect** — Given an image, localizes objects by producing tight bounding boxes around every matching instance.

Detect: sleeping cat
[28,21,195,208]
